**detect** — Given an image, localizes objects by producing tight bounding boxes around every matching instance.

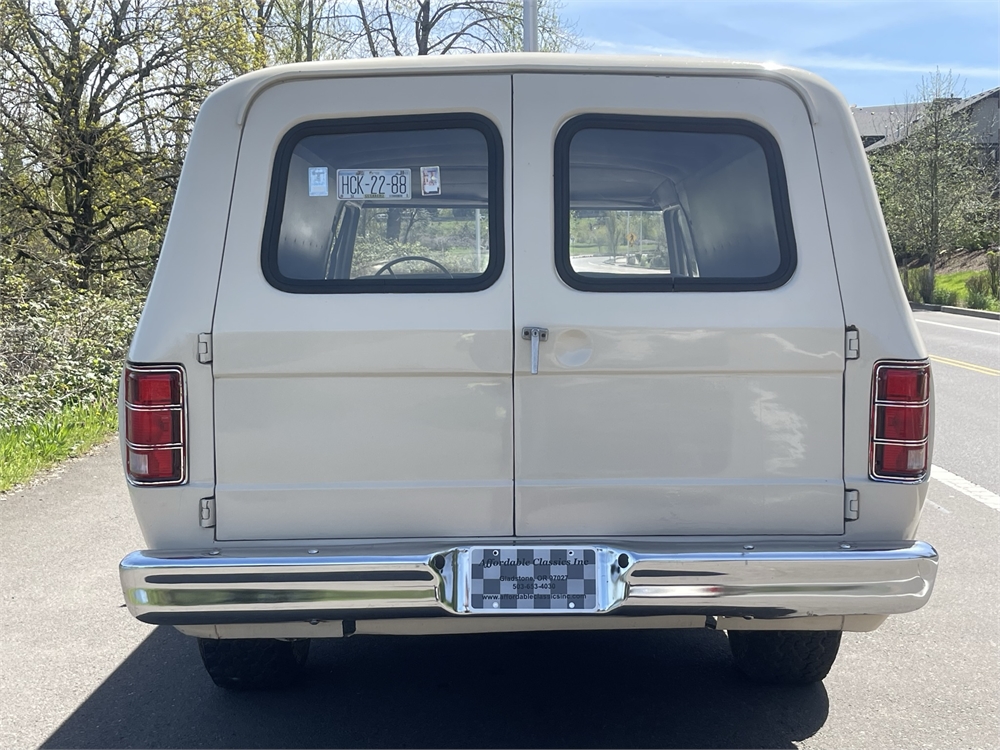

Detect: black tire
[728,629,842,685]
[197,637,310,690]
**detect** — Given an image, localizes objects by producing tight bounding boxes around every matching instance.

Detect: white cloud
[583,37,1000,80]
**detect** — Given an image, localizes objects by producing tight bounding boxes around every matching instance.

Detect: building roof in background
[852,102,927,140]
[855,87,999,151]
[959,86,1000,110]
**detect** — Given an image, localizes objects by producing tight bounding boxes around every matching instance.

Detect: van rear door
[512,73,847,536]
[212,75,513,541]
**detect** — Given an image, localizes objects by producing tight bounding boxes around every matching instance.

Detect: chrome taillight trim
[124,363,188,486]
[123,404,185,449]
[869,360,931,484]
[124,440,186,450]
[872,402,930,443]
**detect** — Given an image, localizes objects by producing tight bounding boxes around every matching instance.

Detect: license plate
[469,547,598,612]
[336,169,411,200]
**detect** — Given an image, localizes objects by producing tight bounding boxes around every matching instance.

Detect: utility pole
[523,0,538,52]
[305,0,315,61]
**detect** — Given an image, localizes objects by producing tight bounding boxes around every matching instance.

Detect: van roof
[237,52,808,77]
[208,53,839,128]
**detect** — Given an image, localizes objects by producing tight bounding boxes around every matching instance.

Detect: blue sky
[562,0,999,106]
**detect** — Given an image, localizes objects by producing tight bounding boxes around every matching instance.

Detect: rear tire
[197,637,310,690]
[728,629,842,685]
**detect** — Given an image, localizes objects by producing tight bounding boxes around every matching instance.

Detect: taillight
[870,362,930,482]
[124,365,185,484]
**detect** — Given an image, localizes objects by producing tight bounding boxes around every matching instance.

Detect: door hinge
[844,489,860,521]
[199,497,216,528]
[845,328,860,360]
[197,332,213,364]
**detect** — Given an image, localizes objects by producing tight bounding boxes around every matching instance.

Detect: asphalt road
[1,310,997,749]
[912,310,1000,494]
[572,255,662,275]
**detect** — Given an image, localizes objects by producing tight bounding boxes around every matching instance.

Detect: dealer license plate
[469,547,598,612]
[336,168,411,200]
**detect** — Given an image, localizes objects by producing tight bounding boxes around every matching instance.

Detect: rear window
[262,114,503,293]
[555,115,796,292]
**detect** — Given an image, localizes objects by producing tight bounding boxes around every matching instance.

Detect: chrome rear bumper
[120,540,938,625]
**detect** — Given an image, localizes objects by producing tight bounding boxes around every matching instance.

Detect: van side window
[554,115,796,292]
[262,115,503,293]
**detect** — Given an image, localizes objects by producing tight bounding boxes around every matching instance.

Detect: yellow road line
[929,354,1000,376]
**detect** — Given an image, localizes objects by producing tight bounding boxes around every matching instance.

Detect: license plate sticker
[336,168,411,200]
[469,547,598,612]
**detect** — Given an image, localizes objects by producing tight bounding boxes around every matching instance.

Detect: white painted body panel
[122,82,247,549]
[798,77,931,539]
[212,75,514,540]
[512,74,845,535]
[122,55,931,552]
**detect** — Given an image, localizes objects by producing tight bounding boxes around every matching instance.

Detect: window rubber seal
[553,114,798,293]
[261,113,505,294]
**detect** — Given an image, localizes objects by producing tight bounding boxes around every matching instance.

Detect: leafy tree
[868,71,999,295]
[603,211,621,260]
[272,0,348,62]
[344,0,576,57]
[0,0,248,287]
[228,1,577,69]
[0,0,580,281]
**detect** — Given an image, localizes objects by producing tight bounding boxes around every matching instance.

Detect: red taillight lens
[877,405,929,441]
[871,362,930,481]
[875,444,927,474]
[126,409,177,446]
[127,447,182,480]
[124,366,185,484]
[126,370,180,406]
[876,367,929,403]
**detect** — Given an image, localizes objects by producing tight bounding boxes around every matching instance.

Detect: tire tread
[728,629,842,685]
[197,637,309,690]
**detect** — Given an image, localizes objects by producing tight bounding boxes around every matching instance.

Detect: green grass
[934,270,1000,310]
[934,270,978,303]
[0,401,118,492]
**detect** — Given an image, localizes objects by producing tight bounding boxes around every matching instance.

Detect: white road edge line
[931,465,1000,511]
[915,319,1000,335]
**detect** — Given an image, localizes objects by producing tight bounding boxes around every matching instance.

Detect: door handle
[521,327,549,374]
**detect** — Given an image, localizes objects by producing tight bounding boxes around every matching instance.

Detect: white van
[119,54,938,689]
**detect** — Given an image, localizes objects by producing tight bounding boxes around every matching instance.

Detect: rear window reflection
[557,117,795,291]
[264,117,502,293]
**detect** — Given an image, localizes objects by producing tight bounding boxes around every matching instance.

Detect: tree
[0,0,248,287]
[603,210,621,260]
[227,1,577,69]
[226,0,348,68]
[0,0,580,283]
[868,71,999,296]
[343,0,576,58]
[272,0,349,62]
